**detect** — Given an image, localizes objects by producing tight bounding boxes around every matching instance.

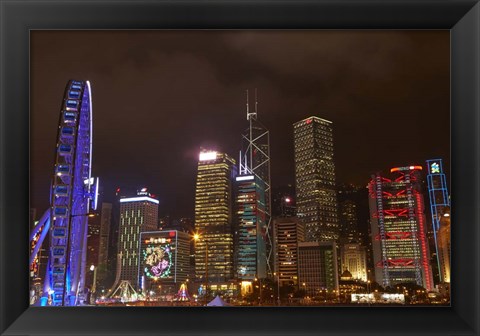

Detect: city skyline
[31,30,450,218]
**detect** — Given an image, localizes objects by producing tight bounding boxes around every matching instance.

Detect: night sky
[31,31,450,218]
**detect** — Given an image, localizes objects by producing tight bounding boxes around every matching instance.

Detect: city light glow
[199,151,217,161]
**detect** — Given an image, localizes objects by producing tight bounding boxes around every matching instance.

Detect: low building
[139,230,190,295]
[338,270,366,303]
[298,241,339,296]
[274,216,304,287]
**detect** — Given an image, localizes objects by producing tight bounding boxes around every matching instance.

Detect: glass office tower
[194,151,236,284]
[234,175,267,281]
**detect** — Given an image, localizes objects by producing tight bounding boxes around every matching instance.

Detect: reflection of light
[83,177,94,185]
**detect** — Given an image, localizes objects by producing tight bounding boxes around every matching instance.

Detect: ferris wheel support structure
[29,80,99,306]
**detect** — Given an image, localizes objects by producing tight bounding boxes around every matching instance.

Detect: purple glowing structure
[29,80,98,306]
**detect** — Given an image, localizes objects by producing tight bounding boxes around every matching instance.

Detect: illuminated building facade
[234,174,267,281]
[368,166,434,291]
[97,202,112,286]
[298,241,339,295]
[293,116,339,242]
[194,151,236,283]
[239,90,273,275]
[340,243,367,282]
[274,216,304,286]
[139,230,190,291]
[437,208,451,283]
[118,189,159,288]
[338,270,367,303]
[425,159,450,283]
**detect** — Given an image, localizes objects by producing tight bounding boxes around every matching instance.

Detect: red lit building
[368,166,434,291]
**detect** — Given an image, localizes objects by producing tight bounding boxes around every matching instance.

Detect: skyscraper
[194,151,236,284]
[274,216,304,286]
[118,189,159,288]
[239,90,273,275]
[368,166,434,291]
[234,175,267,281]
[337,184,362,244]
[97,202,112,286]
[425,159,450,283]
[337,184,372,273]
[293,116,339,242]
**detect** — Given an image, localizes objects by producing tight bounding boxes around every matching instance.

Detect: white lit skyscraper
[118,189,158,288]
[293,116,339,242]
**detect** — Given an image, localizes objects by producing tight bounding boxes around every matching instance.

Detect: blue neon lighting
[425,158,450,283]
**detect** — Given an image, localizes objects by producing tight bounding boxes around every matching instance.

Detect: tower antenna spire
[255,88,258,116]
[246,89,249,120]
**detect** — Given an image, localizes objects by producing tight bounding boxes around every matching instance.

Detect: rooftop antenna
[246,89,250,121]
[254,88,258,118]
[247,89,257,121]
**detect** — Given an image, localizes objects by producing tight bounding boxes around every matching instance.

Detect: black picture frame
[1,1,479,335]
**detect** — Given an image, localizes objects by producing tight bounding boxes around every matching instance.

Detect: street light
[254,277,263,306]
[89,265,97,304]
[193,233,208,306]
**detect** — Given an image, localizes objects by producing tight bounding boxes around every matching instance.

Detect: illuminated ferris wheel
[29,80,99,306]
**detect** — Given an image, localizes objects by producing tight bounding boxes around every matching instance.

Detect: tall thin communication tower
[239,89,273,277]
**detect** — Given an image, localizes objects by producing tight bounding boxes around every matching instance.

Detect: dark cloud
[31,30,449,217]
